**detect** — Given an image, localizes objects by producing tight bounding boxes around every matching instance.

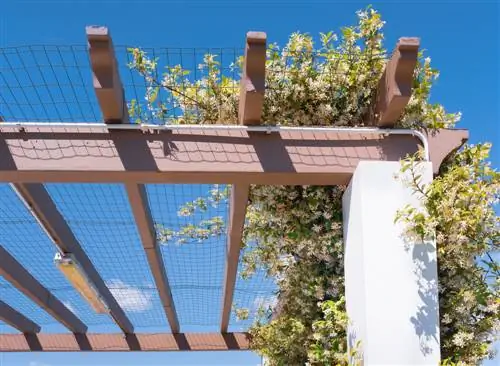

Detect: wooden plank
[0,125,449,184]
[373,37,420,127]
[87,26,128,124]
[0,332,250,352]
[125,183,180,332]
[220,184,250,331]
[0,246,87,333]
[0,300,41,333]
[10,183,134,334]
[239,32,267,125]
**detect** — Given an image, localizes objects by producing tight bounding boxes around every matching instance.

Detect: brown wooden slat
[0,246,87,333]
[0,332,250,352]
[87,26,129,124]
[10,183,134,334]
[125,183,180,332]
[0,300,41,333]
[239,32,266,125]
[0,126,467,184]
[220,184,250,332]
[373,37,420,127]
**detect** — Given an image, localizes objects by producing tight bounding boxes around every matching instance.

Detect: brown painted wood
[220,184,250,331]
[87,26,129,124]
[373,38,420,127]
[125,183,180,332]
[0,246,87,333]
[0,125,456,185]
[10,183,134,334]
[239,32,266,125]
[0,300,41,333]
[0,332,250,352]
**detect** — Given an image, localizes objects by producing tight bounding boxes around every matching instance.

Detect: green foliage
[129,6,498,365]
[397,144,499,363]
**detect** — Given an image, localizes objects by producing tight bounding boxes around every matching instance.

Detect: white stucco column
[342,161,440,365]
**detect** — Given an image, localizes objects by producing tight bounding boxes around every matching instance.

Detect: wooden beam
[0,332,250,352]
[239,32,266,125]
[373,37,420,127]
[0,246,87,333]
[0,125,466,184]
[10,183,135,334]
[125,183,180,332]
[221,184,250,332]
[87,26,128,124]
[0,300,41,333]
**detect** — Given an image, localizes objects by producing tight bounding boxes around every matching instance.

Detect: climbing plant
[128,7,499,365]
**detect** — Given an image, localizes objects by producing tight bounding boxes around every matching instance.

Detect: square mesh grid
[0,184,117,332]
[0,276,61,333]
[0,45,101,122]
[46,183,170,332]
[145,184,228,331]
[229,244,277,331]
[117,46,242,124]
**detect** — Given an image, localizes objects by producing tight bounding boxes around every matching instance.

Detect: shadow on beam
[0,333,250,352]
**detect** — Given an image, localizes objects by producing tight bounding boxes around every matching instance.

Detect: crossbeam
[11,183,134,334]
[0,125,467,185]
[0,246,87,333]
[0,300,41,333]
[0,332,250,352]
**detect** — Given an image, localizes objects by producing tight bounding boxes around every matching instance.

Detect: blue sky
[0,0,499,365]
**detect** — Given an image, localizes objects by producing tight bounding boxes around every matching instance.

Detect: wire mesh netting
[230,245,277,331]
[145,184,227,331]
[0,45,101,122]
[45,183,170,332]
[1,43,388,125]
[0,40,387,335]
[0,184,118,332]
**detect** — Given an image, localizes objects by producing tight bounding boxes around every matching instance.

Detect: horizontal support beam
[11,183,134,333]
[0,246,87,333]
[0,332,250,352]
[0,300,41,333]
[0,125,466,185]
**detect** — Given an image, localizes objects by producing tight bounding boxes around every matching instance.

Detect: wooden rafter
[220,31,266,331]
[89,26,181,332]
[239,32,267,125]
[10,183,134,334]
[0,246,87,333]
[0,300,41,333]
[372,37,420,127]
[220,184,250,331]
[0,332,250,352]
[87,26,129,124]
[125,183,180,332]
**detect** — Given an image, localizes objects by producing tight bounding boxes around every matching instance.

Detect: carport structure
[0,26,466,357]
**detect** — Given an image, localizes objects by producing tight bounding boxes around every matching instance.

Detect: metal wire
[145,184,228,330]
[0,184,117,331]
[0,45,100,122]
[45,183,170,332]
[1,44,388,125]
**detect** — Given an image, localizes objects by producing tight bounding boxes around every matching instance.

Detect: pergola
[0,27,467,354]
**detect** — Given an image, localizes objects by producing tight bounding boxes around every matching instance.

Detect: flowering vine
[128,7,498,365]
